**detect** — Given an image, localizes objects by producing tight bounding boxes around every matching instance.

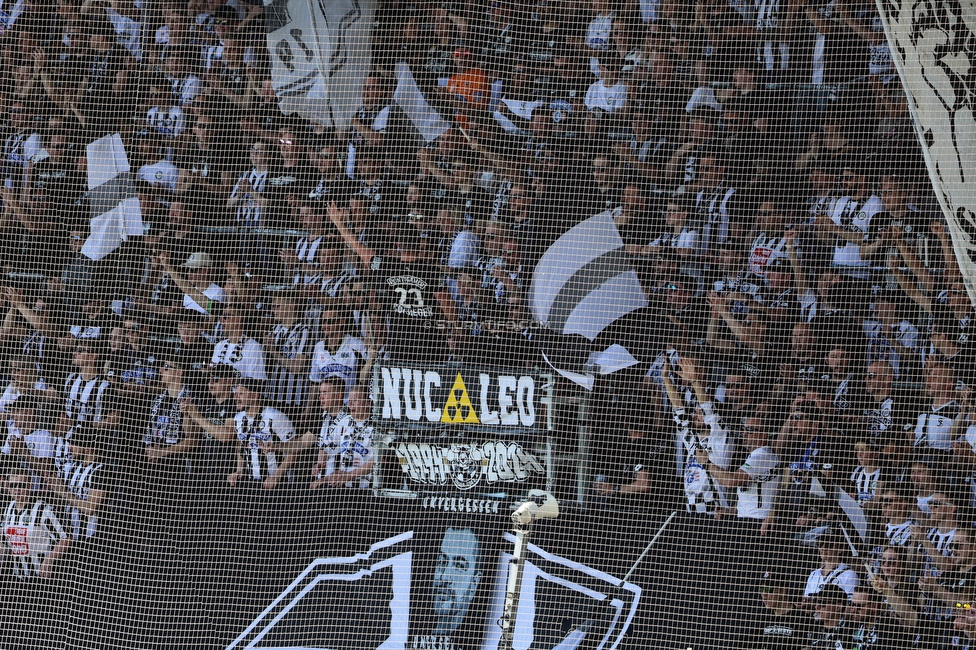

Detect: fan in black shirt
[306,139,353,205]
[182,114,238,204]
[929,293,976,378]
[820,343,870,425]
[524,0,566,65]
[240,78,283,142]
[28,132,84,225]
[80,20,128,133]
[808,584,853,649]
[773,403,853,534]
[194,364,238,488]
[541,46,590,133]
[470,0,523,80]
[577,151,623,218]
[592,404,664,514]
[751,569,813,650]
[445,155,492,225]
[58,293,116,353]
[174,310,213,377]
[846,588,899,650]
[327,201,449,363]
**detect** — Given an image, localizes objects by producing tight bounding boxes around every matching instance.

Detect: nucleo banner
[373,365,553,512]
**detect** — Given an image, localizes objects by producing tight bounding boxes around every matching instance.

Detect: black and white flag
[81,133,143,261]
[265,0,375,129]
[530,211,647,388]
[530,211,646,341]
[875,0,976,303]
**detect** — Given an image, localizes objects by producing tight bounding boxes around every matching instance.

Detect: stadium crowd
[0,0,973,648]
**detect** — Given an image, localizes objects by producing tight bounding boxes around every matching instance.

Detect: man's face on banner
[432,527,482,634]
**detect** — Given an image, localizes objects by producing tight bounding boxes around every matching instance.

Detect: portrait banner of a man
[409,519,499,650]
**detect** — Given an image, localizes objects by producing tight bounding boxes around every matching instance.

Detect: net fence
[0,0,970,648]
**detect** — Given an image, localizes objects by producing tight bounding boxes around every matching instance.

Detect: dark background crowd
[0,0,974,648]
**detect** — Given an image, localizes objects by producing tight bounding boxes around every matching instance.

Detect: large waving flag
[265,0,375,130]
[875,0,976,305]
[81,133,143,261]
[530,211,647,388]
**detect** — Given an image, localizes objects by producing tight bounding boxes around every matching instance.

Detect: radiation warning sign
[375,365,547,431]
[441,374,480,424]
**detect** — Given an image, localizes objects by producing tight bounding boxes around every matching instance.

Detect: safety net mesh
[0,0,971,648]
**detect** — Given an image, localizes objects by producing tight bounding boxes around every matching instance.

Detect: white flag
[393,62,451,142]
[81,133,143,261]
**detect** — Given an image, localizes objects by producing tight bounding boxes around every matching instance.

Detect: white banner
[265,0,375,130]
[875,0,976,304]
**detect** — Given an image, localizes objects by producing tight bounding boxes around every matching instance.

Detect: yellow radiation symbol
[441,373,480,424]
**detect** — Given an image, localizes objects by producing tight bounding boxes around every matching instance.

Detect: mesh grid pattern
[0,0,971,648]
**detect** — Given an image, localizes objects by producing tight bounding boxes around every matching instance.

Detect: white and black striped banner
[530,211,646,342]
